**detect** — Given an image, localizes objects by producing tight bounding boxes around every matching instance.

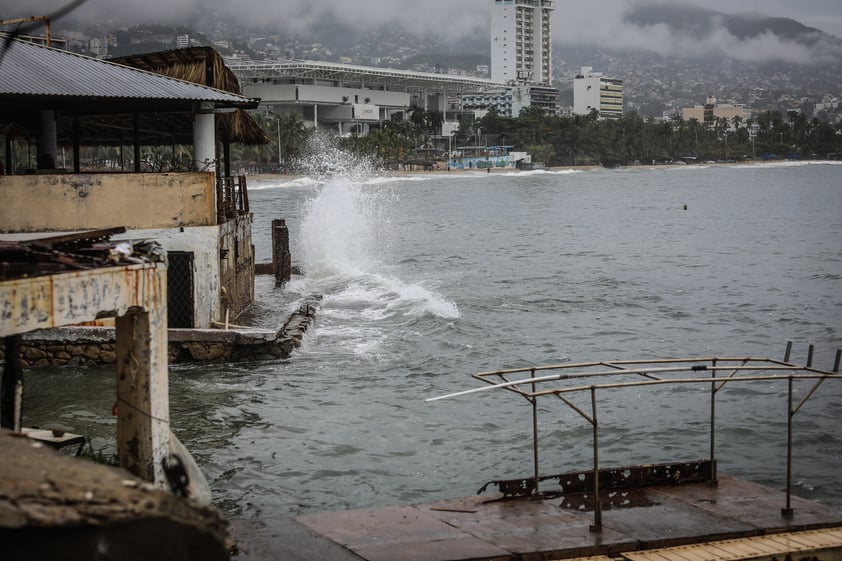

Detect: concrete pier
[229,475,842,561]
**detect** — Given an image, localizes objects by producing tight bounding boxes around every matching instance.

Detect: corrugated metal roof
[0,37,250,105]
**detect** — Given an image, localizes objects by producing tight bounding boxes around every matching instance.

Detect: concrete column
[38,110,57,169]
[116,308,170,487]
[193,103,216,172]
[313,104,318,128]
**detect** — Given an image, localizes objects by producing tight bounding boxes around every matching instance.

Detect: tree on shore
[246,107,842,168]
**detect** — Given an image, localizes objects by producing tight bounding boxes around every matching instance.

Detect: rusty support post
[1,336,23,430]
[272,218,291,286]
[782,375,794,516]
[590,386,602,532]
[116,309,170,487]
[709,358,718,485]
[133,113,141,173]
[531,371,539,496]
[784,340,793,362]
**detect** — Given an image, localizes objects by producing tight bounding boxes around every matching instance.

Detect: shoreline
[242,158,835,182]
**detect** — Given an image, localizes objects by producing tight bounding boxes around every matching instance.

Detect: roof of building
[229,59,502,92]
[111,47,269,145]
[0,36,251,107]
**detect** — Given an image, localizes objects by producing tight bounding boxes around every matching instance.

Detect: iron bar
[710,359,718,485]
[529,373,839,399]
[785,340,793,362]
[590,386,601,532]
[432,363,818,403]
[531,372,539,496]
[783,375,794,516]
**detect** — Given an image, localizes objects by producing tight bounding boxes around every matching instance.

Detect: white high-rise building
[490,0,554,86]
[573,66,624,119]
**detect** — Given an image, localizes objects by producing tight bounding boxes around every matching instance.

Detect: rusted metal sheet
[0,263,166,337]
[478,460,713,499]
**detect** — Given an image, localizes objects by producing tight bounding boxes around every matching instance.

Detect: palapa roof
[112,47,269,145]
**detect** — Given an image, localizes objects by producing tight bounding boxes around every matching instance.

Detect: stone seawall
[0,298,320,367]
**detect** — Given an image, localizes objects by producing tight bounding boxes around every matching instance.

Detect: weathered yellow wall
[0,173,216,232]
[219,214,255,321]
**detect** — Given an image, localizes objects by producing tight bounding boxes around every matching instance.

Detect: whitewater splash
[292,176,459,320]
[280,136,459,357]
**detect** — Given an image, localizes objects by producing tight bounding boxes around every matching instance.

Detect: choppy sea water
[26,161,842,519]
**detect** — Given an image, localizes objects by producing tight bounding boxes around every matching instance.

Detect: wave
[248,176,323,190]
[290,176,460,327]
[730,160,842,170]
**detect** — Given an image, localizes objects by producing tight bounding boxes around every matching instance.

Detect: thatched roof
[112,47,269,145]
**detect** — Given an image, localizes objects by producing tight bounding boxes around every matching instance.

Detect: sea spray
[281,134,460,358]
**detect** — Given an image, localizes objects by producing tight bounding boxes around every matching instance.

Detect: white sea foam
[290,138,461,330]
[249,176,323,190]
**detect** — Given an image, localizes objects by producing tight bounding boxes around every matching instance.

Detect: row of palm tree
[234,112,311,171]
[240,107,842,171]
[470,108,842,166]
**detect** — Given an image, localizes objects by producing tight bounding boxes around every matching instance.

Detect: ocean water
[25,161,842,519]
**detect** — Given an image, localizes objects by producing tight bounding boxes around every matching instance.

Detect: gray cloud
[3,0,841,63]
[554,0,842,64]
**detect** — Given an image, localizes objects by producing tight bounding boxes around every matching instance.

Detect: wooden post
[1,336,23,430]
[272,218,291,285]
[116,308,170,487]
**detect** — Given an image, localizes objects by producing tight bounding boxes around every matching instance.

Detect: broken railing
[427,342,841,531]
[216,175,250,222]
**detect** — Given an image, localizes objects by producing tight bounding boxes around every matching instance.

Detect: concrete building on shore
[682,96,752,129]
[0,40,264,330]
[573,66,624,119]
[490,0,554,86]
[573,66,623,119]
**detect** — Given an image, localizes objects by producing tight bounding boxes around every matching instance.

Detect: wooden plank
[623,527,842,561]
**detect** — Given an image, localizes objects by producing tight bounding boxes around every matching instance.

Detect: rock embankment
[0,297,322,367]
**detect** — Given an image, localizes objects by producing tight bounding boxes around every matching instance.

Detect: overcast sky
[4,0,842,62]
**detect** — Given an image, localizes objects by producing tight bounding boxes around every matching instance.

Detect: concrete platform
[230,475,842,561]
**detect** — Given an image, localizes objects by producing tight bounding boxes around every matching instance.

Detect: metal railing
[427,342,842,531]
[216,175,250,223]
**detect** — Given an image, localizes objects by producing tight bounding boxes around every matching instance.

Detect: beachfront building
[0,38,266,329]
[490,0,554,86]
[682,96,752,129]
[573,66,624,120]
[231,60,499,137]
[462,83,557,117]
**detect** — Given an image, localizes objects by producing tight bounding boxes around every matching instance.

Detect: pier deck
[230,475,842,561]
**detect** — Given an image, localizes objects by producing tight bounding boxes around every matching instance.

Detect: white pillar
[313,105,318,128]
[193,103,216,172]
[39,110,57,168]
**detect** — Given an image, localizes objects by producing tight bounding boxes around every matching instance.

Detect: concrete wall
[0,173,216,233]
[114,226,221,328]
[218,215,255,322]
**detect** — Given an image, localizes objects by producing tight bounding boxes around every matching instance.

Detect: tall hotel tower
[490,0,554,86]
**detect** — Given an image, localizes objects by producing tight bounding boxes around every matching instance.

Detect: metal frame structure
[428,342,842,532]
